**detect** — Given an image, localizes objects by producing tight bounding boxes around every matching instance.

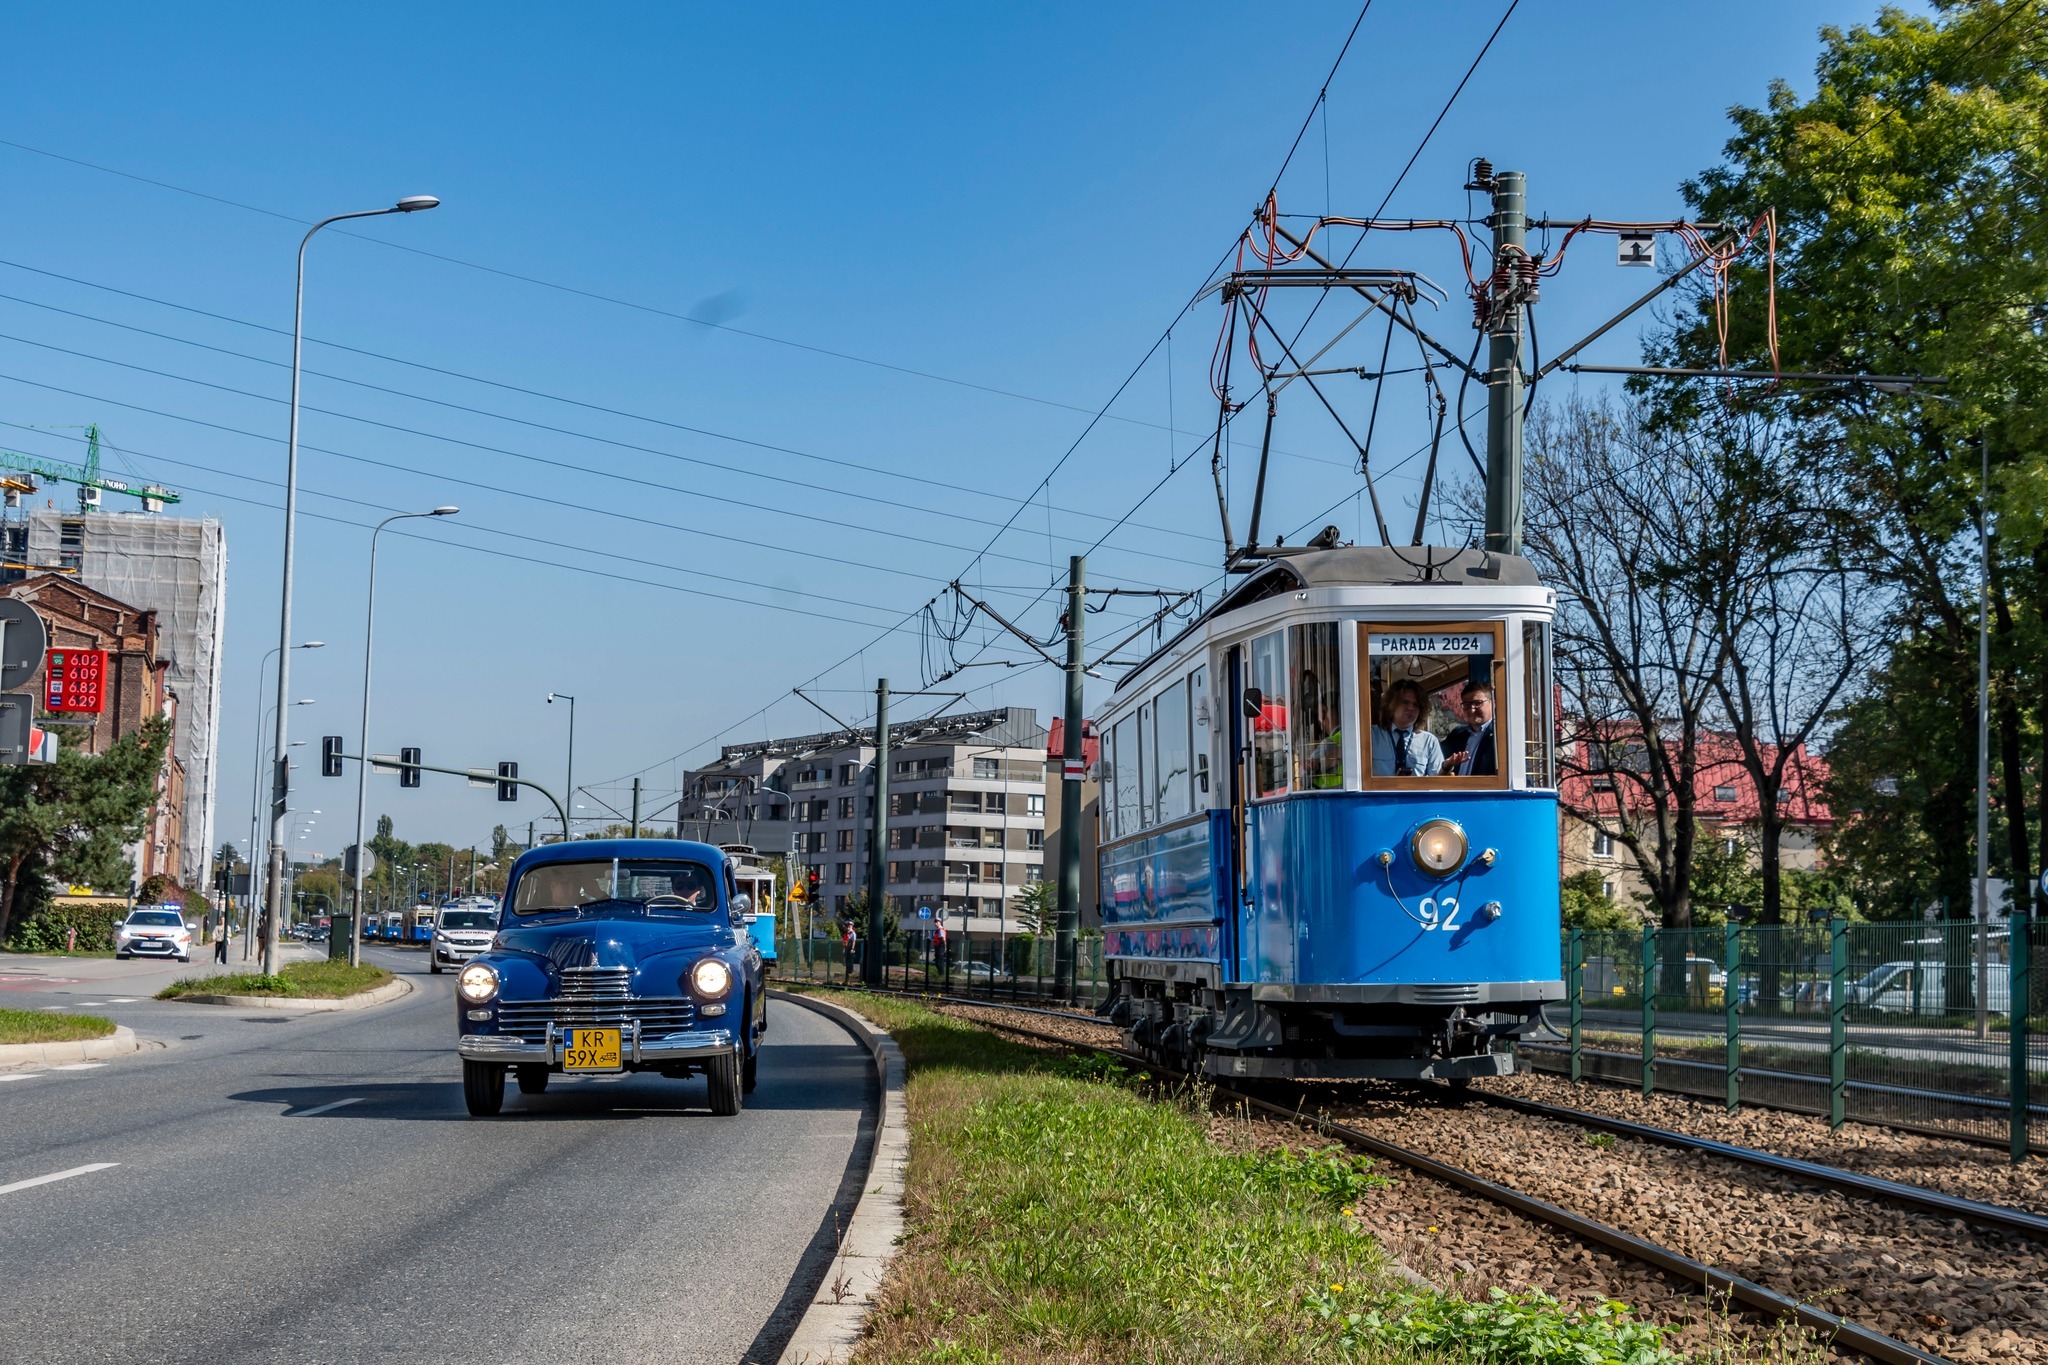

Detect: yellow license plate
[563,1027,621,1070]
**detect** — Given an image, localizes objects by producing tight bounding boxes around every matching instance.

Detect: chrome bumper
[457,1021,735,1066]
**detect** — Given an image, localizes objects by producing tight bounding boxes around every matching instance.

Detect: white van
[1845,960,2010,1015]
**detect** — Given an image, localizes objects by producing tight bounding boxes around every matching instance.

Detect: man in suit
[1443,680,1498,777]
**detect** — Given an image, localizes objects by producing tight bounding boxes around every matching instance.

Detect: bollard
[1829,918,1847,1131]
[1567,927,1584,1084]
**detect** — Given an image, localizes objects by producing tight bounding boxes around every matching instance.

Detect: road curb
[0,1023,147,1069]
[168,976,415,1012]
[769,989,906,1365]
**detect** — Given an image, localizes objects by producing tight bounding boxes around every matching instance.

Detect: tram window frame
[1289,622,1344,793]
[1190,665,1211,800]
[1137,699,1156,830]
[1110,711,1144,839]
[1247,630,1291,799]
[1522,619,1557,789]
[1357,620,1509,792]
[1153,677,1192,824]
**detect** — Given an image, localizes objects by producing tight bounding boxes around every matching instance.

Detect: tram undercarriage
[1106,977,1547,1082]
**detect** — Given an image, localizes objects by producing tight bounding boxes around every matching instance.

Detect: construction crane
[0,424,180,513]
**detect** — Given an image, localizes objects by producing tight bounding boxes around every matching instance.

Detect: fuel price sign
[45,649,107,714]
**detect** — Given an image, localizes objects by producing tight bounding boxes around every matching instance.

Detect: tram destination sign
[1368,631,1492,656]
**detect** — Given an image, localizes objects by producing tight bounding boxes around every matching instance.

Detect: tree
[1664,0,2048,914]
[0,716,171,938]
[1009,879,1056,935]
[1560,871,1636,932]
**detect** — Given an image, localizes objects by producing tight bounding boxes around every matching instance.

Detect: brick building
[0,573,184,885]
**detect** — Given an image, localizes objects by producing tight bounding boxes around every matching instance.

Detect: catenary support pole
[1482,168,1527,555]
[864,678,890,987]
[1055,555,1086,1000]
[1978,432,1992,1041]
[631,777,641,838]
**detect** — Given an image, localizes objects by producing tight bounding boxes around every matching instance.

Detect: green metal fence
[1531,916,2043,1161]
[772,931,1109,1007]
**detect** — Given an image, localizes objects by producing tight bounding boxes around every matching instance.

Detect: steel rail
[1468,1091,2048,1243]
[914,1001,1957,1365]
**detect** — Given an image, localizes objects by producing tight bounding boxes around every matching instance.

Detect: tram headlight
[457,962,499,1004]
[1410,819,1469,877]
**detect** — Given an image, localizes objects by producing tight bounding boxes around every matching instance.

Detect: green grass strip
[798,989,1681,1365]
[157,960,391,1001]
[0,1007,117,1044]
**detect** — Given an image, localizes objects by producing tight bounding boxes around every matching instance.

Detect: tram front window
[1362,624,1507,787]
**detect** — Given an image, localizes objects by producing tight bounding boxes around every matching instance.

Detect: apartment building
[678,706,1049,934]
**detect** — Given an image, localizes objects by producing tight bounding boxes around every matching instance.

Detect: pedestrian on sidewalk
[214,915,230,963]
[842,921,858,982]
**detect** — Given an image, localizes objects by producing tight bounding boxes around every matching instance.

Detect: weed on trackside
[793,988,1689,1364]
[0,1006,117,1044]
[157,960,392,1000]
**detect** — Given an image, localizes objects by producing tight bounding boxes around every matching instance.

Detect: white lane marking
[106,998,138,1003]
[0,1073,44,1082]
[49,1063,106,1071]
[0,1162,118,1196]
[290,1097,362,1118]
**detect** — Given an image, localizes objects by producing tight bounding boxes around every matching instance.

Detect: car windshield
[1856,964,1902,990]
[129,910,183,927]
[439,912,495,930]
[513,859,718,915]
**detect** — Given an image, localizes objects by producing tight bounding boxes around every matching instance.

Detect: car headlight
[690,958,732,1000]
[1410,819,1469,877]
[457,962,500,1004]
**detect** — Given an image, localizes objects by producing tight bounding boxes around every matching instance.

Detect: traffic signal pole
[1054,555,1085,998]
[864,678,890,986]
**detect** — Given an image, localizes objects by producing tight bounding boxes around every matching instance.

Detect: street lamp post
[266,194,439,978]
[548,693,576,840]
[348,506,458,967]
[249,695,317,958]
[245,644,321,957]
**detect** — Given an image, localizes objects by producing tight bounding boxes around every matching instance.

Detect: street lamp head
[394,196,441,213]
[430,505,459,517]
[294,698,316,705]
[299,641,325,649]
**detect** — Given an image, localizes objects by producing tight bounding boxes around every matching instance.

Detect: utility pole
[631,777,642,838]
[1055,555,1085,998]
[1482,166,1528,555]
[864,678,890,986]
[1977,430,1991,1041]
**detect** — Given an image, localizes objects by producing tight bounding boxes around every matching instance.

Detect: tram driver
[1371,679,1445,777]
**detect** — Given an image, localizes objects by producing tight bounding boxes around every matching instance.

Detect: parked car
[115,907,191,962]
[453,840,766,1117]
[1845,960,2011,1016]
[960,962,1014,984]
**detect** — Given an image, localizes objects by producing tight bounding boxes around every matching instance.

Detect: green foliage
[1584,1131,1618,1151]
[1008,878,1055,934]
[6,899,124,953]
[0,1006,116,1044]
[0,716,172,935]
[157,960,391,1000]
[1560,871,1635,932]
[1004,931,1040,977]
[1234,1143,1390,1207]
[1306,1286,1679,1364]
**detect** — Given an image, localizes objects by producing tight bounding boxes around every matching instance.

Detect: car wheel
[741,1046,758,1095]
[116,952,128,960]
[462,1060,506,1117]
[516,1065,550,1095]
[430,961,442,975]
[705,1051,743,1116]
[178,955,190,963]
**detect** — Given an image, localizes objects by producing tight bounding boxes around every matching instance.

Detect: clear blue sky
[0,1,1895,858]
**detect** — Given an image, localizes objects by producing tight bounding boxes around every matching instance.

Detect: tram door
[1224,644,1251,981]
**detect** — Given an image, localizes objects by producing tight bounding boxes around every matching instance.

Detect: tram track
[880,991,2045,1364]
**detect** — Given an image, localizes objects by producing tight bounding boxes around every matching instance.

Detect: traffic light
[496,760,519,802]
[400,747,422,788]
[806,868,820,902]
[321,736,344,778]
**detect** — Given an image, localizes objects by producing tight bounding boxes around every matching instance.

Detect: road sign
[0,692,32,766]
[0,599,48,691]
[44,648,106,713]
[1617,232,1654,266]
[917,906,932,920]
[343,844,376,879]
[370,752,402,774]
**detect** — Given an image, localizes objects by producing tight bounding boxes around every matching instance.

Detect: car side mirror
[731,893,753,915]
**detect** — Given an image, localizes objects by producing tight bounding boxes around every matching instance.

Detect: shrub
[6,901,125,953]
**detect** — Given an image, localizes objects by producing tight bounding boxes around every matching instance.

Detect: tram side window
[1137,700,1156,829]
[1111,712,1143,837]
[1097,724,1118,843]
[1247,631,1290,797]
[1289,622,1343,791]
[1362,625,1506,785]
[1523,620,1555,788]
[1154,678,1191,823]
[1190,665,1211,798]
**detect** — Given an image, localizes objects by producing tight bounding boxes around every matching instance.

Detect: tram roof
[1113,545,1541,693]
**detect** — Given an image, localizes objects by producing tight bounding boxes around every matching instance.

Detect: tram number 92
[1417,896,1463,932]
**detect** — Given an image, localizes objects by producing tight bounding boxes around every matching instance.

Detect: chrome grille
[495,996,697,1040]
[559,965,632,1000]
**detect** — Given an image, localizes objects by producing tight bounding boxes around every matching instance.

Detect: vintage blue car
[452,838,766,1117]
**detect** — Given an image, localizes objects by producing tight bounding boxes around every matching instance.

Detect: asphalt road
[0,946,874,1364]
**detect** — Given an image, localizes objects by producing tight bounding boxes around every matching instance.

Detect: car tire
[741,1046,758,1095]
[116,952,128,960]
[430,961,442,975]
[463,1060,506,1117]
[516,1065,549,1095]
[705,1051,743,1116]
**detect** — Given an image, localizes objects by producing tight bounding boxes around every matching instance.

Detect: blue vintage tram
[1097,544,1562,1081]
